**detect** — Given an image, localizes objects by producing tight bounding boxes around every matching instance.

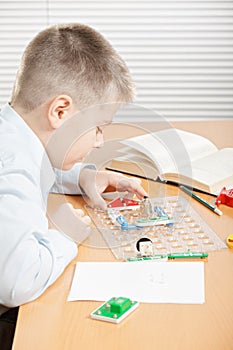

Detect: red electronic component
[107,197,140,210]
[216,187,233,208]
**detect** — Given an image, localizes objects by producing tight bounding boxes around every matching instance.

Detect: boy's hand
[79,168,147,210]
[49,203,91,244]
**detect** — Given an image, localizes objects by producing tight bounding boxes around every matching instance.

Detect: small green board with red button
[90,297,139,323]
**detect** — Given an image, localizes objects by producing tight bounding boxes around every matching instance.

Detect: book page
[117,146,156,163]
[116,154,155,169]
[122,129,217,176]
[178,148,233,193]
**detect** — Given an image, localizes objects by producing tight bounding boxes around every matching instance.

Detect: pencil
[180,185,222,216]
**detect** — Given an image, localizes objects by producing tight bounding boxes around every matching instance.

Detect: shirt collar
[1,103,45,159]
[0,103,55,193]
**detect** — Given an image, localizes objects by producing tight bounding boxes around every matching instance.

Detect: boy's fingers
[88,194,107,210]
[108,173,147,199]
[84,185,107,210]
[50,203,92,243]
[114,178,147,199]
[129,181,148,199]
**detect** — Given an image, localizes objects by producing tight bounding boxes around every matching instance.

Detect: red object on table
[107,197,140,210]
[216,187,233,207]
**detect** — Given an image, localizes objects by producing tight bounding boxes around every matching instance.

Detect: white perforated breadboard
[85,196,226,260]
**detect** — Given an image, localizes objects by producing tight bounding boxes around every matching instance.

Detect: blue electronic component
[116,215,141,231]
[154,206,174,226]
[154,206,168,218]
[110,204,173,231]
[116,215,128,226]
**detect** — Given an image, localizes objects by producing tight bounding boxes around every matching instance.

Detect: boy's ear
[47,95,73,129]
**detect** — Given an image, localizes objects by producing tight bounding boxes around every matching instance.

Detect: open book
[107,128,233,195]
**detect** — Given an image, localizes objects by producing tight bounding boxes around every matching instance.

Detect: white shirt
[0,104,87,311]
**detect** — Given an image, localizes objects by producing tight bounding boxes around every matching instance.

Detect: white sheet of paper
[68,262,205,304]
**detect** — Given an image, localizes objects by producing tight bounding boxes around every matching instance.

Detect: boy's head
[11,23,135,112]
[10,24,135,169]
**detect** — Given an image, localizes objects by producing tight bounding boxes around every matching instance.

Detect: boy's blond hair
[11,23,135,111]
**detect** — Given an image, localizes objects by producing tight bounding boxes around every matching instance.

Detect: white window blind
[0,0,233,120]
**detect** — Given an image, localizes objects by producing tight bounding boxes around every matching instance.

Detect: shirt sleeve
[50,163,96,195]
[0,171,77,308]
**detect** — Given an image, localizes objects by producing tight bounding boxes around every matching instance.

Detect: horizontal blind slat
[1,0,233,120]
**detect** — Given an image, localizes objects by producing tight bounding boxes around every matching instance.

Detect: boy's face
[45,101,120,170]
[60,103,120,170]
[63,125,105,169]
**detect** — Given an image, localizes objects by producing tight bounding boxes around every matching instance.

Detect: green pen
[180,185,222,216]
[167,251,208,260]
[126,251,208,261]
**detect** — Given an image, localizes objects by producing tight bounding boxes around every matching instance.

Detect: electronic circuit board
[90,297,139,323]
[85,196,227,260]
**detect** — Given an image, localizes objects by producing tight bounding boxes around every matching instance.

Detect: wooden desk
[13,121,233,350]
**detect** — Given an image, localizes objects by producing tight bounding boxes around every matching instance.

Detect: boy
[0,23,147,348]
